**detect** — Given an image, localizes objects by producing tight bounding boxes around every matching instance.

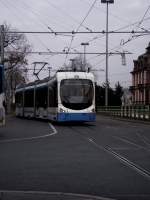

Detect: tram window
[49,87,54,107]
[24,89,34,107]
[36,86,48,108]
[49,81,57,107]
[15,92,23,106]
[60,79,94,110]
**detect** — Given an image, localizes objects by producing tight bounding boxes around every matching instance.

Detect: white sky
[0,0,150,87]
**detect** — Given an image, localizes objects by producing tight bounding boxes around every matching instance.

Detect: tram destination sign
[101,0,114,3]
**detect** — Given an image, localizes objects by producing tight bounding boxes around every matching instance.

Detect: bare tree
[2,23,31,113]
[63,55,92,72]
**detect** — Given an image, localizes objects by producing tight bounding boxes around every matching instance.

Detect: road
[0,115,150,200]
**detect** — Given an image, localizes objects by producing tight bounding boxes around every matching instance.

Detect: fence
[97,105,150,121]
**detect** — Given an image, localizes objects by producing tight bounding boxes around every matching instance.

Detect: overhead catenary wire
[19,0,68,32]
[45,0,93,32]
[84,16,150,66]
[71,16,150,54]
[120,5,150,46]
[0,0,54,55]
[75,0,97,33]
[63,0,98,65]
[80,0,131,24]
[19,0,75,39]
[4,0,78,61]
[5,30,150,34]
[135,5,150,30]
[5,51,132,55]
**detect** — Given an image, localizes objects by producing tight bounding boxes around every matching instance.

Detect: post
[101,0,114,107]
[105,1,109,107]
[81,42,89,71]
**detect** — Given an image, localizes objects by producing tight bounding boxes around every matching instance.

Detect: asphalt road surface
[0,115,150,200]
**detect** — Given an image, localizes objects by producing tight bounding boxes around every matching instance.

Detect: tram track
[81,123,150,153]
[66,125,150,181]
[136,132,150,149]
[112,135,150,152]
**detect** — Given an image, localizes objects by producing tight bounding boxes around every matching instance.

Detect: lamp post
[70,58,76,71]
[101,0,114,107]
[81,42,89,71]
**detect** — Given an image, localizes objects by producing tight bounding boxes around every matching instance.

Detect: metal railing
[97,105,150,121]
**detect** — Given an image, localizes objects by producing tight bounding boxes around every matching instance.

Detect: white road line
[48,123,57,135]
[0,190,114,200]
[0,123,57,144]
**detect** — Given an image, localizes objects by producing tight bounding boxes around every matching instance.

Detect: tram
[0,65,5,126]
[15,71,96,122]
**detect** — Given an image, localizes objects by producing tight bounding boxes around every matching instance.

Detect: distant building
[130,43,150,105]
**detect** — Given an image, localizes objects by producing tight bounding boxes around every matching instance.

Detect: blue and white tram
[15,71,96,122]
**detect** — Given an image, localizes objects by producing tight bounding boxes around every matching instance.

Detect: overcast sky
[0,0,150,87]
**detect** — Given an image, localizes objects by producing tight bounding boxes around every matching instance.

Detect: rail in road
[65,124,150,181]
[0,116,150,200]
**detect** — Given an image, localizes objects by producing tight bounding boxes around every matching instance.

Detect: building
[130,43,150,105]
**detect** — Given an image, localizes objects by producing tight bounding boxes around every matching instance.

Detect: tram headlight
[59,108,65,113]
[92,108,95,112]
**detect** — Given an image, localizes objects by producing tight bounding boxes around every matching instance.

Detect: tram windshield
[60,79,94,110]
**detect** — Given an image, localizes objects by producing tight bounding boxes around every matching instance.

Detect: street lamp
[101,0,114,107]
[81,42,89,71]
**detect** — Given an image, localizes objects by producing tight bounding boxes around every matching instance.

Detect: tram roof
[16,71,94,91]
[56,71,94,81]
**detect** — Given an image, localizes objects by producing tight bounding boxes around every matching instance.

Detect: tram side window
[15,92,23,107]
[36,86,48,108]
[24,89,34,107]
[49,82,57,107]
[49,87,54,107]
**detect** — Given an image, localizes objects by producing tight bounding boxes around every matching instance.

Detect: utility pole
[81,42,89,71]
[48,66,52,78]
[101,0,114,107]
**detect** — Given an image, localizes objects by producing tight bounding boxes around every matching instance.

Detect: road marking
[0,190,114,200]
[136,132,150,148]
[0,123,57,144]
[86,138,150,180]
[48,123,58,135]
[111,147,136,150]
[70,127,150,180]
[113,135,150,152]
[88,138,93,142]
